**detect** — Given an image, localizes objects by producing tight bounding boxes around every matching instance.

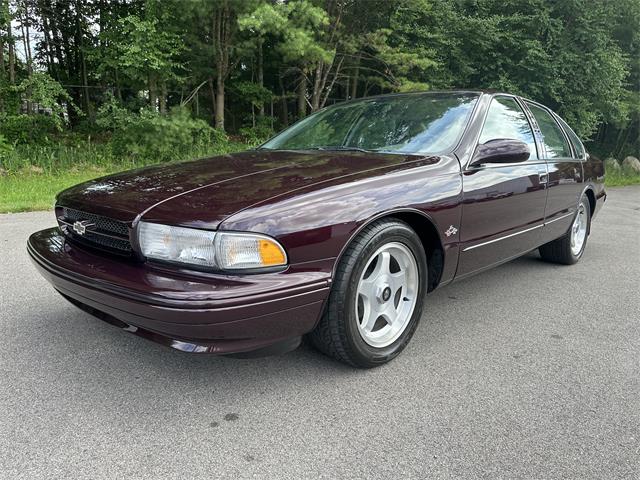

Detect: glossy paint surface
[30,91,606,354]
[457,161,548,276]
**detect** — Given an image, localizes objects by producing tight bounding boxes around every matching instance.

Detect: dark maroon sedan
[28,91,605,367]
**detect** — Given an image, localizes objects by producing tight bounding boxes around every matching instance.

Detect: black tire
[309,219,428,368]
[539,193,591,265]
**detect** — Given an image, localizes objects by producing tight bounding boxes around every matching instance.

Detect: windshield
[261,92,479,155]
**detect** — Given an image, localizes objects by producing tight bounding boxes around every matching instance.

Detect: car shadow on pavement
[24,249,560,402]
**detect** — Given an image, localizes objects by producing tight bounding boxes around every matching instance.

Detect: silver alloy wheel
[570,202,588,256]
[355,242,419,348]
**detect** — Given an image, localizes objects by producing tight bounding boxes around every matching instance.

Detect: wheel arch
[333,209,445,292]
[581,184,596,235]
[584,187,596,217]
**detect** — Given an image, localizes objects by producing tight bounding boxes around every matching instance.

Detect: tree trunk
[351,56,360,99]
[159,82,167,114]
[7,12,15,84]
[257,37,265,117]
[208,77,216,126]
[297,70,306,119]
[76,0,92,119]
[19,14,32,113]
[149,75,158,111]
[23,5,33,76]
[8,41,14,83]
[80,49,92,118]
[40,7,56,75]
[115,69,122,101]
[278,74,288,126]
[0,34,4,79]
[215,74,225,130]
[47,6,65,76]
[212,1,232,131]
[311,62,323,111]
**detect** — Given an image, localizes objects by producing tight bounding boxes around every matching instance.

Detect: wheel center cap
[382,287,391,302]
[376,284,392,303]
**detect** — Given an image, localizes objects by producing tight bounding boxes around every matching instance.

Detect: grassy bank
[0,139,253,213]
[2,149,639,213]
[604,170,640,187]
[0,171,112,212]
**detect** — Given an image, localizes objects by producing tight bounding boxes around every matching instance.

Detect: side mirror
[469,138,530,167]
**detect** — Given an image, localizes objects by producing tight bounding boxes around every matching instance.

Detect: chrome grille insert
[57,207,132,254]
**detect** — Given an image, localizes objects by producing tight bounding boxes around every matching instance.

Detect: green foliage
[13,74,80,126]
[0,0,637,181]
[238,117,276,145]
[239,0,332,64]
[97,100,227,162]
[233,81,273,107]
[110,15,183,84]
[0,134,13,155]
[0,115,59,145]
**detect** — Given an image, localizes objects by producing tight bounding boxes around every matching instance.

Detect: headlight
[138,222,217,267]
[137,222,287,271]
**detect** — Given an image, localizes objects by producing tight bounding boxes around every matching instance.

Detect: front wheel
[539,193,591,265]
[309,219,427,368]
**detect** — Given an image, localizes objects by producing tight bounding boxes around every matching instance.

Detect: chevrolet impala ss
[28,91,606,367]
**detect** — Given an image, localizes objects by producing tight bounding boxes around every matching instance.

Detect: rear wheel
[539,193,591,265]
[309,219,427,368]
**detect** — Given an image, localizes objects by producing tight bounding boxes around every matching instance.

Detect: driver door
[457,96,548,278]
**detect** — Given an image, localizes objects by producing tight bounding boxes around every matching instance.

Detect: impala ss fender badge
[444,225,458,237]
[72,220,95,236]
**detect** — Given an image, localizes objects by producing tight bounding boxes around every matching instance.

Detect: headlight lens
[138,222,217,267]
[137,222,287,270]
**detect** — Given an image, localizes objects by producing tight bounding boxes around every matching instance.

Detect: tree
[0,0,636,157]
[110,14,182,113]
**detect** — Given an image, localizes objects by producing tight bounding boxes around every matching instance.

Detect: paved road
[1,187,639,479]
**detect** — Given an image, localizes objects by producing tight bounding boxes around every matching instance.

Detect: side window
[527,104,572,159]
[557,116,585,159]
[479,97,538,160]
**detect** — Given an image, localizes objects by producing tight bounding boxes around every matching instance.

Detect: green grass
[0,171,116,213]
[0,138,254,213]
[604,170,640,186]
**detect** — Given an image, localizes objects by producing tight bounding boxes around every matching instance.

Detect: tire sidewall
[339,223,428,365]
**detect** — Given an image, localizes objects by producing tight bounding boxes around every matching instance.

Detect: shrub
[97,99,227,162]
[0,114,59,145]
[0,134,13,154]
[238,117,276,146]
[14,73,80,127]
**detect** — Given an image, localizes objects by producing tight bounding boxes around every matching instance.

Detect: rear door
[523,102,584,241]
[457,96,548,277]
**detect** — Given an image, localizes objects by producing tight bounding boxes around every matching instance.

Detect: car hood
[56,149,437,227]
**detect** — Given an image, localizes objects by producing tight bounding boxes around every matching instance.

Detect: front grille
[57,207,132,254]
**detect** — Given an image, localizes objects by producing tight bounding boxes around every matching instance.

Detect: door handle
[539,173,549,185]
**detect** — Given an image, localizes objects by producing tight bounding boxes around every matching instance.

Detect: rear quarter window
[526,103,572,159]
[556,116,586,159]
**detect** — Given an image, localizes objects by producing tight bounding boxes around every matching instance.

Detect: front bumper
[28,228,331,355]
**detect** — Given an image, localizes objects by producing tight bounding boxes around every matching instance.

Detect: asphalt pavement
[1,186,639,479]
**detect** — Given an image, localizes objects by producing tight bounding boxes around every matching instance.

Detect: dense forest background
[0,0,639,211]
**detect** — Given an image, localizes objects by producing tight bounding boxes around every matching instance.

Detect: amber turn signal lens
[259,239,287,265]
[215,232,288,270]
